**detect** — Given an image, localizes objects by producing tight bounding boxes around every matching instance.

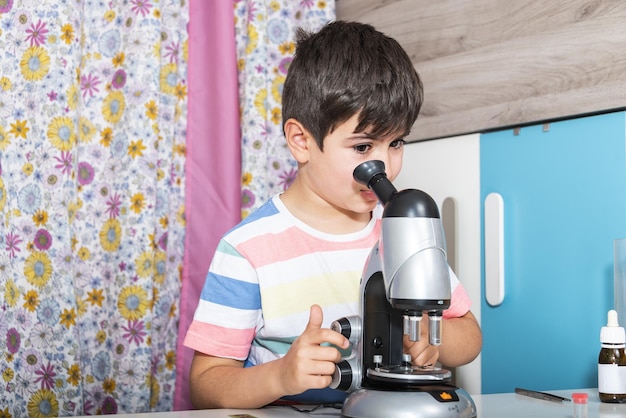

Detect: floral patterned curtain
[0,0,188,415]
[235,0,335,216]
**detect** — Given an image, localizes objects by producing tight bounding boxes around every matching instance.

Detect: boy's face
[304,114,406,215]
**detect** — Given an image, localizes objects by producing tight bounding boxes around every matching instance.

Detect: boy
[184,20,482,409]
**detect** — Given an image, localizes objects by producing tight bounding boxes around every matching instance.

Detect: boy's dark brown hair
[282,20,423,150]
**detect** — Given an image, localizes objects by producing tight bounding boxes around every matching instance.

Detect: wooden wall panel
[336,0,626,141]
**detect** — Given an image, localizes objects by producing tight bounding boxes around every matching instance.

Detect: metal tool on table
[329,160,476,418]
[514,387,571,403]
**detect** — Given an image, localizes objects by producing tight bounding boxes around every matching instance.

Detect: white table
[101,389,626,417]
[473,388,624,418]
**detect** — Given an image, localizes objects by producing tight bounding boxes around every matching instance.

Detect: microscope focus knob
[331,318,351,338]
[331,316,362,346]
[329,360,353,391]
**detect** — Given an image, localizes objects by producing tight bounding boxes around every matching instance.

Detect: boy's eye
[391,139,406,149]
[354,144,371,153]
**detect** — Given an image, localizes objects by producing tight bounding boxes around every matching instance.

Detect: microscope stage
[367,365,452,383]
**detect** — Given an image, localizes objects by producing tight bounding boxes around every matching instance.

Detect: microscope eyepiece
[353,160,397,204]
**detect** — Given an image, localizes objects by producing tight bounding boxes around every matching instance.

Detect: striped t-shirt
[184,194,471,396]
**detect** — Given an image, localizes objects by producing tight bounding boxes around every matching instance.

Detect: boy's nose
[373,153,396,180]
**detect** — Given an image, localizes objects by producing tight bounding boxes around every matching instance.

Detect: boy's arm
[189,304,349,409]
[189,353,281,409]
[404,310,482,368]
[437,310,482,367]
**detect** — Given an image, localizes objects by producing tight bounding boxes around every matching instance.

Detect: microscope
[330,161,476,418]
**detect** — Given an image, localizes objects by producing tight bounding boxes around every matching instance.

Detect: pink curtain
[175,1,242,410]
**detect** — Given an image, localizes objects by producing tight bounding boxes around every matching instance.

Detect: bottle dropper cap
[600,310,626,344]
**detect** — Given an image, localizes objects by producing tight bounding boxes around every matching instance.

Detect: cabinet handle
[485,192,504,306]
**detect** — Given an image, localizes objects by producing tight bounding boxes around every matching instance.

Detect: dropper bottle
[598,309,626,403]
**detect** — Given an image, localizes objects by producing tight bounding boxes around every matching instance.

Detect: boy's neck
[279,187,371,235]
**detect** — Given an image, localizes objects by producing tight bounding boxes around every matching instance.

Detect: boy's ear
[284,118,314,163]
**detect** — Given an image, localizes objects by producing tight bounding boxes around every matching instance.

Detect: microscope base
[341,385,476,418]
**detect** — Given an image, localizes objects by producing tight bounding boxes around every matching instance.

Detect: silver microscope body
[330,160,476,418]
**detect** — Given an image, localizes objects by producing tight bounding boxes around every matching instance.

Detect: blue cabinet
[480,111,626,393]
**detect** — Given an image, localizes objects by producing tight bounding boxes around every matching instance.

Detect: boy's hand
[277,304,349,396]
[403,314,439,367]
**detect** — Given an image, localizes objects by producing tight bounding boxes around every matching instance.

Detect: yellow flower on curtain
[67,84,79,111]
[100,126,113,146]
[27,389,59,418]
[128,139,146,158]
[270,108,280,125]
[61,23,74,44]
[130,192,145,213]
[150,379,161,409]
[10,119,29,139]
[118,285,149,321]
[153,251,166,284]
[22,162,34,176]
[278,41,294,55]
[102,90,125,124]
[174,83,187,101]
[152,41,161,58]
[165,351,176,370]
[20,46,50,81]
[32,209,47,226]
[269,1,280,11]
[0,76,12,90]
[47,116,76,151]
[24,251,52,289]
[0,126,10,150]
[104,10,116,22]
[77,247,91,261]
[271,75,284,103]
[95,329,109,343]
[23,290,39,312]
[112,52,125,67]
[102,377,116,394]
[145,100,158,119]
[79,117,96,142]
[159,63,178,95]
[173,142,185,157]
[4,279,19,307]
[86,288,105,307]
[60,307,77,328]
[135,250,155,278]
[67,364,81,386]
[75,297,87,317]
[151,286,160,308]
[0,178,6,212]
[176,205,185,226]
[99,218,122,252]
[3,367,15,382]
[253,88,268,118]
[245,25,258,55]
[67,199,82,224]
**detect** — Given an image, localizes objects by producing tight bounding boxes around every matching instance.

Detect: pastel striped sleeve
[183,239,261,360]
[442,267,472,319]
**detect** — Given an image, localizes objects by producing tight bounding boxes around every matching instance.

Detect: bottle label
[599,364,626,393]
